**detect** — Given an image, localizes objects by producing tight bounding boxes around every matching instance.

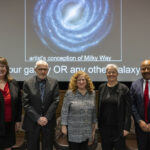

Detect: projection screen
[0,0,150,81]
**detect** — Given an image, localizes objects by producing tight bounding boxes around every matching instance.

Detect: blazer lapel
[139,78,145,116]
[8,82,14,101]
[140,78,144,100]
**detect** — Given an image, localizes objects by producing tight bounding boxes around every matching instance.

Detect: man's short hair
[34,60,48,69]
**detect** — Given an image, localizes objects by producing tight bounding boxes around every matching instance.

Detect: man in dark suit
[130,59,150,150]
[22,60,59,150]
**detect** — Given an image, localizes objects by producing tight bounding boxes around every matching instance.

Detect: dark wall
[18,81,132,90]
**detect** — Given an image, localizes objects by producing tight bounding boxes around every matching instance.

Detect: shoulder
[9,79,19,88]
[9,79,17,84]
[47,76,58,84]
[98,83,106,91]
[65,90,77,97]
[89,90,95,96]
[24,76,36,83]
[130,79,143,94]
[8,80,21,94]
[65,90,73,95]
[91,90,95,94]
[117,83,129,93]
[23,76,36,89]
[131,78,142,87]
[118,83,128,89]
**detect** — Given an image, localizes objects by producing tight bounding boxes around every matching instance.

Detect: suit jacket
[0,79,22,136]
[22,76,59,131]
[130,78,150,125]
[98,83,131,135]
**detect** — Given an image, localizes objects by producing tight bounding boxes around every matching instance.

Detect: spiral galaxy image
[33,0,113,53]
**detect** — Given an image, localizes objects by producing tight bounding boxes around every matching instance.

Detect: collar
[36,76,47,83]
[76,89,88,96]
[143,79,150,83]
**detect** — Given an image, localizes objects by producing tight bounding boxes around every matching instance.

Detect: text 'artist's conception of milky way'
[33,0,113,53]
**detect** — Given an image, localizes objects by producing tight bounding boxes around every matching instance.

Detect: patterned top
[61,90,97,143]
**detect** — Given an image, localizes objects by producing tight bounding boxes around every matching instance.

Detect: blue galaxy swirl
[33,0,113,53]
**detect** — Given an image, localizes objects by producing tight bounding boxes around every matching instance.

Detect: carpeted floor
[12,135,138,150]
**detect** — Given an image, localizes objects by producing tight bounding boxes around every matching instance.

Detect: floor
[12,136,138,150]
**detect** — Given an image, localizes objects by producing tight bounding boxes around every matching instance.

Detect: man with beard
[130,59,150,150]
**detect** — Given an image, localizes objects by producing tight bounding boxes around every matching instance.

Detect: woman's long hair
[0,57,13,81]
[69,71,94,93]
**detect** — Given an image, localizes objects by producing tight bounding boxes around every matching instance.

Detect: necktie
[144,80,149,123]
[39,81,45,102]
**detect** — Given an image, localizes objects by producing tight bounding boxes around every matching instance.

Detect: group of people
[0,56,150,150]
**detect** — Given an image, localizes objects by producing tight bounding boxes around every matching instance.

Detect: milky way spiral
[33,0,113,53]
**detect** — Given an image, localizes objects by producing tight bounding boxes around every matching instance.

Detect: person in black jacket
[0,57,22,150]
[22,60,59,150]
[98,64,131,150]
[130,59,150,150]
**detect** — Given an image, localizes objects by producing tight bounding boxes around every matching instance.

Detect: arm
[97,84,103,130]
[92,91,97,140]
[14,81,22,131]
[92,91,97,124]
[130,83,143,124]
[61,91,70,134]
[61,91,70,125]
[9,80,22,131]
[23,81,41,122]
[130,83,149,132]
[45,80,59,121]
[14,80,22,122]
[123,87,131,132]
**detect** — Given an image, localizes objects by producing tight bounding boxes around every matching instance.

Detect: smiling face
[141,60,150,80]
[106,66,118,83]
[76,74,87,90]
[0,63,7,80]
[35,63,48,80]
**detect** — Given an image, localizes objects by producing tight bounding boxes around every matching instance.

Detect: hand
[61,125,67,135]
[139,120,149,132]
[37,117,48,126]
[92,130,95,141]
[88,131,95,145]
[123,130,129,136]
[88,140,93,146]
[15,122,21,131]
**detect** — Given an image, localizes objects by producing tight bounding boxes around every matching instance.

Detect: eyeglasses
[37,68,48,71]
[106,71,117,75]
[141,67,150,71]
[77,79,86,82]
[0,65,6,68]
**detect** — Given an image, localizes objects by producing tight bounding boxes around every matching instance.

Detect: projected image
[25,0,122,62]
[33,0,113,53]
[1,0,149,81]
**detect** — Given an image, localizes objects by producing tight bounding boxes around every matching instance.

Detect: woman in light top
[61,71,97,150]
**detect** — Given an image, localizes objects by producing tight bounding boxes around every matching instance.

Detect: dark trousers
[135,125,150,150]
[69,140,88,150]
[25,126,54,150]
[100,126,126,150]
[0,122,15,150]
